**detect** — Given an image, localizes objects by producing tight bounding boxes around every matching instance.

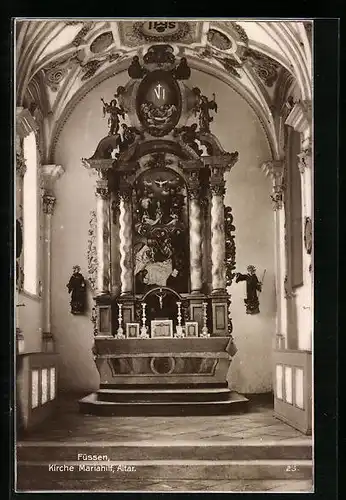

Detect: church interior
[15,19,313,492]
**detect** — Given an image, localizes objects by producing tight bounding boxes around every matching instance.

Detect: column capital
[210,166,226,196]
[16,107,39,139]
[261,159,284,181]
[297,146,312,174]
[187,170,200,199]
[262,159,285,211]
[82,158,113,178]
[96,178,110,199]
[42,193,56,215]
[40,164,65,194]
[285,100,312,135]
[16,142,27,177]
[202,151,239,171]
[118,178,133,202]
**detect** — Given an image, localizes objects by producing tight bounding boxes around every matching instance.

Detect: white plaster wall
[52,69,275,393]
[17,293,42,353]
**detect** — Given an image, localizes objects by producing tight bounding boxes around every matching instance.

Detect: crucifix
[154,288,167,309]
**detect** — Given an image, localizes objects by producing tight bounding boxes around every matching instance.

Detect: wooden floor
[17,392,313,492]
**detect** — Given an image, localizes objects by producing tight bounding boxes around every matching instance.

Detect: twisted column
[119,183,133,295]
[210,168,226,292]
[95,179,111,295]
[188,171,203,293]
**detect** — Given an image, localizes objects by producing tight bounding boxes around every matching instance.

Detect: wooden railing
[273,349,312,435]
[16,352,58,432]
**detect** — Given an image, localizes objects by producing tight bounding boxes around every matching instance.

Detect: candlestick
[201,301,210,337]
[140,302,149,338]
[116,303,125,339]
[175,301,184,337]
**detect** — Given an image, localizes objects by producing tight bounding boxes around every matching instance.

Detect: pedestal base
[79,389,249,416]
[79,337,247,416]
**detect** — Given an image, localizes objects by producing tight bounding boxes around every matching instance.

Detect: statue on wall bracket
[101,94,126,136]
[235,265,265,315]
[67,265,87,314]
[192,87,218,133]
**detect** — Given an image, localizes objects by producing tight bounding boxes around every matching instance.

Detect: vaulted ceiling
[16,19,312,163]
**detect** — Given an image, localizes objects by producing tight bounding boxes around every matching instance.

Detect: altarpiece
[81,44,246,413]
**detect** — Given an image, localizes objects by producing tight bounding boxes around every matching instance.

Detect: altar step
[97,386,232,402]
[17,439,312,462]
[16,440,312,487]
[78,389,249,416]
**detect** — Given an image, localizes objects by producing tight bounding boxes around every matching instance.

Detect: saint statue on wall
[67,265,87,314]
[235,265,263,315]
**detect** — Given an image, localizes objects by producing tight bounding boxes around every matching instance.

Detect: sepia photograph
[15,18,314,493]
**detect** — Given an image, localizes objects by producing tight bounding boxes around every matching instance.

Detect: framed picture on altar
[185,321,199,337]
[126,323,140,338]
[151,319,173,338]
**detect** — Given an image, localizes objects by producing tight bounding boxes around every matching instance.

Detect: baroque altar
[81,45,247,414]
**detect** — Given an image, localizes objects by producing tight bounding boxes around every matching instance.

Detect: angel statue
[101,96,125,136]
[192,87,218,133]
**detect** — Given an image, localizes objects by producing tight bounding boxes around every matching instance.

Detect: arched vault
[16,19,312,163]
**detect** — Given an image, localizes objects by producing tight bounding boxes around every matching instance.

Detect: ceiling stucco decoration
[15,20,312,165]
[42,48,126,90]
[90,32,114,53]
[211,21,248,47]
[117,21,202,47]
[43,52,82,92]
[70,21,96,47]
[242,48,281,87]
[303,21,312,47]
[207,29,232,51]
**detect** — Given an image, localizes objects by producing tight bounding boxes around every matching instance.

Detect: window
[22,131,38,295]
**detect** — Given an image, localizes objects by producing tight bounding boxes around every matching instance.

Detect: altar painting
[133,168,189,294]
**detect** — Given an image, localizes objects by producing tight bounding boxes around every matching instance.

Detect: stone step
[78,391,249,416]
[17,439,312,462]
[96,387,232,402]
[16,459,313,482]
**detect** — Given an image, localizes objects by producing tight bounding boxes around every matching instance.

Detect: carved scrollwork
[227,297,234,337]
[96,178,110,199]
[181,300,190,322]
[16,139,27,177]
[134,301,142,323]
[187,171,200,199]
[72,21,95,47]
[224,206,236,287]
[87,210,98,292]
[91,306,98,336]
[243,48,280,87]
[210,169,226,196]
[42,194,56,215]
[270,190,284,211]
[44,53,80,92]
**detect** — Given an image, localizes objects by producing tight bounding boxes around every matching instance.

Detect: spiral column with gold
[187,171,203,293]
[210,167,226,293]
[119,181,133,296]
